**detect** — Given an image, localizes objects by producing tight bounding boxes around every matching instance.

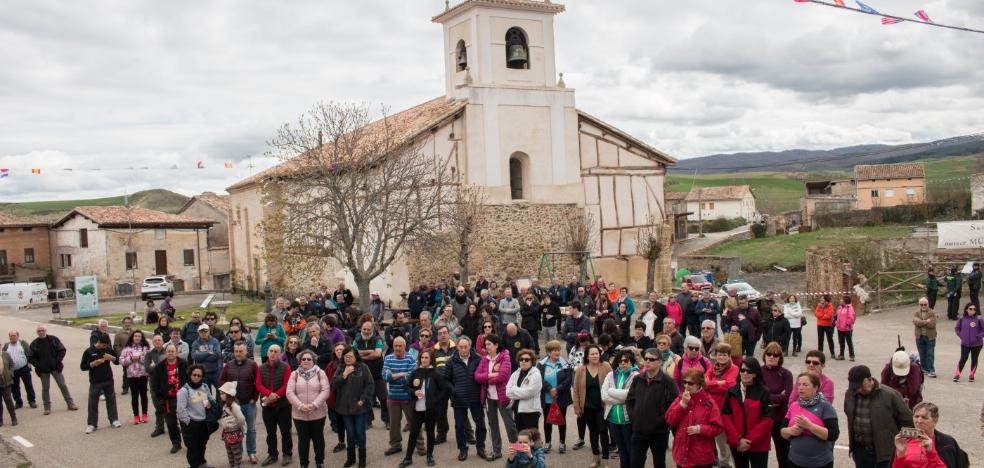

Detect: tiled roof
[684,185,753,201]
[432,0,565,22]
[665,191,688,201]
[52,206,214,229]
[854,162,925,180]
[576,110,677,165]
[226,97,467,192]
[0,213,49,228]
[180,192,230,214]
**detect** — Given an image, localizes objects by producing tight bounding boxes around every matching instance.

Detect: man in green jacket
[844,365,912,468]
[944,267,962,320]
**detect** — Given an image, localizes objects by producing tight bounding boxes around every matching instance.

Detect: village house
[177,192,232,290]
[665,191,690,241]
[226,0,677,299]
[0,213,52,284]
[683,185,758,222]
[800,162,926,228]
[49,206,213,297]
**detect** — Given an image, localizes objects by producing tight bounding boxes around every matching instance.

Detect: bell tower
[433,0,565,98]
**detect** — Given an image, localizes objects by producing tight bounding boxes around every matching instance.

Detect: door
[154,250,168,275]
[0,250,7,275]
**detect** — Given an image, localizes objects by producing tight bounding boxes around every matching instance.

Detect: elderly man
[383,337,421,456]
[256,345,293,466]
[369,291,386,322]
[112,317,135,396]
[572,286,596,318]
[845,365,912,468]
[502,323,535,370]
[444,336,486,461]
[698,320,719,358]
[220,341,261,464]
[449,286,471,321]
[272,297,290,323]
[735,295,763,356]
[332,281,354,312]
[144,334,167,437]
[411,312,434,344]
[663,317,684,356]
[29,324,77,414]
[694,291,721,332]
[354,320,388,427]
[182,311,204,344]
[498,288,521,327]
[4,330,36,409]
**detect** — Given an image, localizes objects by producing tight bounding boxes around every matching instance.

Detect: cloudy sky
[2,0,983,201]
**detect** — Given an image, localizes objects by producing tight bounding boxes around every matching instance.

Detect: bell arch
[509,152,530,200]
[455,39,467,72]
[505,27,529,70]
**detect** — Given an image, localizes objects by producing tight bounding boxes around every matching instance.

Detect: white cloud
[1,0,982,201]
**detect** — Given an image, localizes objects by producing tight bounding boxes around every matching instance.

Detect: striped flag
[224,162,233,169]
[0,168,8,179]
[856,0,878,14]
[882,16,904,24]
[31,168,41,175]
[914,10,932,22]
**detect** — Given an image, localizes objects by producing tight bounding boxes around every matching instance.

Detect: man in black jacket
[626,347,678,468]
[152,343,188,453]
[443,338,486,461]
[80,332,120,433]
[502,324,535,370]
[29,324,77,415]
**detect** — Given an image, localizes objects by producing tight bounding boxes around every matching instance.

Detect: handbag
[546,401,565,426]
[204,385,222,435]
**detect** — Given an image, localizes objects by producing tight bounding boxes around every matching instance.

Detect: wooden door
[0,250,7,275]
[154,250,167,275]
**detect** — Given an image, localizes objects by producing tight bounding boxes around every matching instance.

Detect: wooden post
[876,273,882,311]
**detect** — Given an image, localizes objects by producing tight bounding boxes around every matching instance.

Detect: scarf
[187,379,204,390]
[798,392,823,408]
[297,366,319,382]
[659,349,672,363]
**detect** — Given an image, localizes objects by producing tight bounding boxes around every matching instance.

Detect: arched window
[509,154,528,200]
[455,40,467,72]
[505,27,529,70]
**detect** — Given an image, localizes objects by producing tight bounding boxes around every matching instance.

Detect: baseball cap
[198,323,210,332]
[891,351,911,376]
[371,291,380,296]
[847,365,872,392]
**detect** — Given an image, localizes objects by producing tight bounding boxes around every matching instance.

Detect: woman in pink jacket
[286,349,330,468]
[474,334,517,461]
[834,295,856,361]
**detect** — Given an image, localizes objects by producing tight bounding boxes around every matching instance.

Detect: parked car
[684,274,714,292]
[141,275,175,300]
[718,281,760,301]
[48,289,75,301]
[0,283,48,307]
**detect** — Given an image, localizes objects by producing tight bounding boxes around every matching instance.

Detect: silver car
[141,275,175,300]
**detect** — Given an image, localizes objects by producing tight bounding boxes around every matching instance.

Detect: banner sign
[936,221,984,249]
[74,276,100,318]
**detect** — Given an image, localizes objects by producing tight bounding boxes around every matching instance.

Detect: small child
[506,428,546,468]
[218,382,245,468]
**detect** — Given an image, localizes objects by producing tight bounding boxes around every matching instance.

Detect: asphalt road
[7,292,235,320]
[0,305,980,468]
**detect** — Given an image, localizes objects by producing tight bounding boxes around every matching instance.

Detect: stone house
[854,163,925,209]
[683,185,758,222]
[178,192,232,290]
[665,191,690,241]
[226,0,677,300]
[0,213,52,284]
[50,207,213,297]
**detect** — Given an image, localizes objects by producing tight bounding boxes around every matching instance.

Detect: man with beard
[408,284,428,320]
[450,286,471,321]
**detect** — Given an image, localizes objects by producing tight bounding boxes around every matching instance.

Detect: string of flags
[794,0,984,34]
[0,161,240,179]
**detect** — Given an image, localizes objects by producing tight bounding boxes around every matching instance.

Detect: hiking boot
[385,447,403,456]
[261,455,278,466]
[170,444,181,454]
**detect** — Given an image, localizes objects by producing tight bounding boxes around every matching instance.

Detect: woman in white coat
[506,348,543,432]
[783,294,803,356]
[601,349,638,468]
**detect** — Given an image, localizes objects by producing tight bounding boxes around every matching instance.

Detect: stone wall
[972,173,984,215]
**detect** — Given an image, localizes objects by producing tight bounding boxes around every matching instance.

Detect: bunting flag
[0,168,8,179]
[224,162,233,168]
[882,16,904,24]
[856,0,878,14]
[793,0,810,2]
[834,0,845,6]
[196,161,204,169]
[915,10,932,23]
[31,168,41,175]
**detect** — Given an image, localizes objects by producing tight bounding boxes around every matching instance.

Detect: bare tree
[560,210,596,282]
[261,101,454,312]
[637,217,666,293]
[448,185,486,285]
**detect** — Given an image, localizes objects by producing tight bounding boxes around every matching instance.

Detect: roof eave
[576,110,677,165]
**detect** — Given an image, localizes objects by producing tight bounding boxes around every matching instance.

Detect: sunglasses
[519,358,532,362]
[683,380,697,386]
[687,346,700,351]
[805,360,822,366]
[765,353,781,358]
[300,357,314,362]
[420,335,431,339]
[739,368,753,374]
[644,357,659,362]
[619,359,631,364]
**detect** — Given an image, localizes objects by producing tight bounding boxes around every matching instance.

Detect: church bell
[456,52,467,70]
[507,44,528,68]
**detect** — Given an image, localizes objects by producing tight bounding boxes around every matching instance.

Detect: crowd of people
[2,275,981,468]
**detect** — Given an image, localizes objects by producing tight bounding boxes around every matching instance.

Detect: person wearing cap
[191,323,223,387]
[912,297,938,378]
[881,351,923,409]
[218,381,247,468]
[369,291,385,323]
[844,365,912,468]
[80,332,120,433]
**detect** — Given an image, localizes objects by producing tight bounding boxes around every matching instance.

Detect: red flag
[914,10,932,23]
[882,16,904,24]
[834,0,845,5]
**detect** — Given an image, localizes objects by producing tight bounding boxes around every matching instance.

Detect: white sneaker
[85,425,96,434]
[111,420,122,428]
[99,394,106,401]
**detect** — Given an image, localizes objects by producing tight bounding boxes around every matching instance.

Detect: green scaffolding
[536,251,596,284]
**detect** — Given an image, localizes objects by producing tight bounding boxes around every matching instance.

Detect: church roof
[432,0,565,23]
[226,97,467,192]
[575,109,678,165]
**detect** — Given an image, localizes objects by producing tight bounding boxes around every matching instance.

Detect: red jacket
[704,363,739,410]
[815,303,834,327]
[720,383,773,452]
[665,389,724,467]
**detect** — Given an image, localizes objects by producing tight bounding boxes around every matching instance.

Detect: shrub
[750,223,767,238]
[687,217,747,234]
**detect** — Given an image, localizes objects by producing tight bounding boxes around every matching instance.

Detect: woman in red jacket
[814,295,835,358]
[704,342,739,468]
[721,357,773,468]
[666,367,724,468]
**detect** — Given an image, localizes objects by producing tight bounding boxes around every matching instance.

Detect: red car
[684,274,714,292]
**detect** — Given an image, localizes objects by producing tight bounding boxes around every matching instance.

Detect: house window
[183,249,195,266]
[871,190,879,198]
[906,188,916,197]
[505,27,529,70]
[125,252,138,270]
[22,227,32,232]
[60,254,72,268]
[709,202,715,209]
[885,189,895,197]
[155,229,166,240]
[23,248,34,264]
[79,228,88,248]
[509,155,526,200]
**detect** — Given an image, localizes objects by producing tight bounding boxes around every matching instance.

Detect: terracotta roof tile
[854,162,925,180]
[180,192,230,214]
[53,206,214,229]
[226,97,467,192]
[0,213,49,228]
[665,192,688,201]
[684,185,753,201]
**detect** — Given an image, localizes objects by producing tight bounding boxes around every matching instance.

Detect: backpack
[200,384,221,434]
[675,355,709,377]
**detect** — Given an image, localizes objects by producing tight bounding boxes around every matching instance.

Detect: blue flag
[856,0,879,14]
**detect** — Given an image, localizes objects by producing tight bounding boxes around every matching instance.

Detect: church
[226,0,676,301]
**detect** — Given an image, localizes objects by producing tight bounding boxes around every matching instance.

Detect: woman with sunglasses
[601,349,638,468]
[411,330,434,356]
[573,344,612,467]
[507,348,543,432]
[177,364,216,468]
[281,336,302,371]
[399,349,450,467]
[781,373,838,468]
[705,342,738,468]
[721,357,773,468]
[654,334,681,380]
[953,302,984,382]
[286,349,330,468]
[666,367,724,468]
[761,342,793,468]
[331,345,374,468]
[228,317,254,357]
[787,351,835,406]
[476,318,497,357]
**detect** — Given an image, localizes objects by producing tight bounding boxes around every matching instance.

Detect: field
[68,302,265,331]
[0,189,189,218]
[706,225,912,271]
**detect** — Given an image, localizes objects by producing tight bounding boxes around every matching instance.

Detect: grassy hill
[0,189,190,218]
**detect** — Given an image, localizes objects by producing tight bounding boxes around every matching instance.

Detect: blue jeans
[609,423,632,468]
[342,413,368,449]
[916,335,935,373]
[454,405,487,452]
[240,401,257,456]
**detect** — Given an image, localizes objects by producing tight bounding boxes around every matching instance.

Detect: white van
[0,283,49,308]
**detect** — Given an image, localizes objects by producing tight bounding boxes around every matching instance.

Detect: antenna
[247,155,256,176]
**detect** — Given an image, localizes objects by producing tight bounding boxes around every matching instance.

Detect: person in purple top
[953,302,984,382]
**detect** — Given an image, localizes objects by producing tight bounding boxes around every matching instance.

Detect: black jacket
[331,362,374,416]
[152,358,188,400]
[443,352,482,408]
[520,301,541,332]
[29,335,67,373]
[503,330,535,368]
[540,302,562,329]
[80,346,117,384]
[301,339,333,368]
[625,370,678,434]
[406,367,450,411]
[934,430,969,468]
[762,315,791,348]
[536,358,573,408]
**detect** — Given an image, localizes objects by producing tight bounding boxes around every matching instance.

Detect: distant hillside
[672,133,984,173]
[0,189,190,219]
